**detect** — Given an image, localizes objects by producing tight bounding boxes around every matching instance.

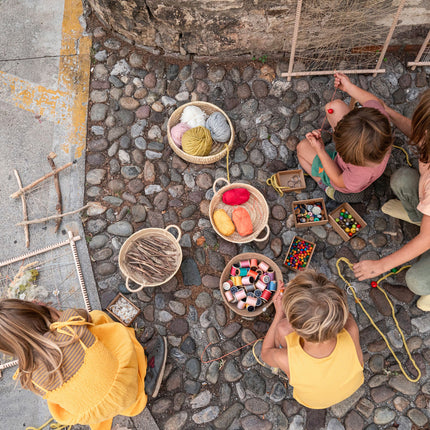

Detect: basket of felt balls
[167,101,235,164]
[209,178,270,244]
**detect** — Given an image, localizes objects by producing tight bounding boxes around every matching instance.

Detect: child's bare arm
[381,104,412,138]
[334,72,380,105]
[353,213,430,280]
[344,313,364,366]
[306,131,346,189]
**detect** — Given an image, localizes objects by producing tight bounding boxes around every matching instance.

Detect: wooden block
[275,169,306,192]
[292,198,328,228]
[328,202,367,242]
[284,236,316,271]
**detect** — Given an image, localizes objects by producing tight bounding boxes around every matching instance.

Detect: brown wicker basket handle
[253,224,270,242]
[212,177,230,194]
[125,277,144,293]
[165,225,182,242]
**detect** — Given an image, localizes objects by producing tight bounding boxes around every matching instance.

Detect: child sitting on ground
[261,270,363,409]
[296,72,392,202]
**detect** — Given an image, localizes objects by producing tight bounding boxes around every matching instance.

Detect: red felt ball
[328,108,334,114]
[222,188,251,206]
[371,281,377,288]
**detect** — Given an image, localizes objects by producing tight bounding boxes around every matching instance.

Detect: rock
[252,80,269,98]
[164,412,187,430]
[369,288,392,316]
[223,360,242,382]
[107,221,133,236]
[168,318,189,336]
[330,386,365,418]
[241,415,272,430]
[213,403,244,429]
[388,375,419,395]
[270,237,283,257]
[382,282,415,303]
[270,382,287,402]
[180,258,201,286]
[370,386,395,403]
[356,398,374,419]
[407,408,428,427]
[237,83,252,99]
[344,410,363,430]
[411,313,430,333]
[373,407,395,425]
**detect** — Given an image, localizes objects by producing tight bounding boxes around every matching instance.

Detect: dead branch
[47,152,62,232]
[16,204,90,226]
[13,169,30,248]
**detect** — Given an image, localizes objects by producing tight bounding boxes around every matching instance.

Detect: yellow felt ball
[182,126,213,156]
[213,209,235,236]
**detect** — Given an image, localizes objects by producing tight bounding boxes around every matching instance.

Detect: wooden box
[275,169,306,193]
[328,203,367,242]
[292,198,328,228]
[284,236,316,271]
[106,293,140,326]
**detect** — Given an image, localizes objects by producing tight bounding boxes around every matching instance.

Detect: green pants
[391,167,429,295]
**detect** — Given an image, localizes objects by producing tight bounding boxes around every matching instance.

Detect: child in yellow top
[261,270,364,409]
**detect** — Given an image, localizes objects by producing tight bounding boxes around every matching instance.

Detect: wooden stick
[282,68,386,78]
[286,0,302,82]
[13,169,30,248]
[10,161,73,199]
[47,152,62,232]
[16,204,89,226]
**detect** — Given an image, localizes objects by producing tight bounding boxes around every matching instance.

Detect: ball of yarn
[182,126,213,156]
[181,105,207,128]
[206,112,231,143]
[170,122,190,148]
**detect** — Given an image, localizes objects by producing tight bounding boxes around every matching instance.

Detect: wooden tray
[106,293,140,326]
[328,203,367,242]
[284,236,316,271]
[275,169,306,192]
[292,198,328,228]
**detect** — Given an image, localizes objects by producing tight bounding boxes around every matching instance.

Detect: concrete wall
[87,0,430,58]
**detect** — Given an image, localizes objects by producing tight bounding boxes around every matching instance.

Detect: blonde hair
[410,89,430,165]
[333,107,392,166]
[282,270,348,343]
[0,299,81,393]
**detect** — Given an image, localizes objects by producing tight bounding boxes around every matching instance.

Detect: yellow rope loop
[25,418,72,430]
[224,143,230,184]
[336,257,421,383]
[266,174,284,196]
[393,144,412,167]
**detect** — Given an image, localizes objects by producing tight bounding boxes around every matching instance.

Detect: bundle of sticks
[125,235,179,283]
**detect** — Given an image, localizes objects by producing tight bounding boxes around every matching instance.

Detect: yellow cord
[393,145,412,167]
[224,143,230,184]
[336,257,421,383]
[26,418,71,430]
[266,174,284,196]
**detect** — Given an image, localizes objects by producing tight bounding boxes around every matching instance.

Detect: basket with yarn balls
[167,101,235,164]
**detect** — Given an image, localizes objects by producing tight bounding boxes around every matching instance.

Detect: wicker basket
[209,178,270,243]
[220,253,282,317]
[119,225,182,293]
[167,101,235,164]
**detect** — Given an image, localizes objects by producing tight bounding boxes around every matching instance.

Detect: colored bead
[328,108,334,114]
[371,281,377,288]
[391,268,397,273]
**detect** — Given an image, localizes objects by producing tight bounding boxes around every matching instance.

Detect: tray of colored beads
[328,203,367,241]
[219,253,283,317]
[275,169,306,192]
[292,198,328,228]
[284,236,316,271]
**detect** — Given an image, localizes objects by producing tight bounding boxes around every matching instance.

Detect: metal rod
[373,0,406,76]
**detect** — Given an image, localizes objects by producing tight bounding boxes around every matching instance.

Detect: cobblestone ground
[82,24,430,430]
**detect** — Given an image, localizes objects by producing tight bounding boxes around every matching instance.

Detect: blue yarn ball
[205,112,231,143]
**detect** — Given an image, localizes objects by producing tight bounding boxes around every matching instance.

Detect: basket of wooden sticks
[119,225,182,293]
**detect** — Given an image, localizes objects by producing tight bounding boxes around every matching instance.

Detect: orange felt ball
[232,207,253,236]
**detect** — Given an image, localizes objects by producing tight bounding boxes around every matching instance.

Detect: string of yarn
[170,122,190,148]
[181,105,207,128]
[206,112,231,143]
[182,126,213,156]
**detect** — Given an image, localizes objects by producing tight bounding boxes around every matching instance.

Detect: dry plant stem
[10,161,73,199]
[13,169,30,248]
[47,152,62,233]
[16,204,90,226]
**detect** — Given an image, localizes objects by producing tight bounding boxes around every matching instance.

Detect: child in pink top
[297,73,392,201]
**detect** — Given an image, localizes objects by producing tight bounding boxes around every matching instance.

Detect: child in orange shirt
[261,270,363,409]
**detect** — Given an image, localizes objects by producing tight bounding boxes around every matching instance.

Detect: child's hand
[306,130,324,152]
[334,72,352,92]
[273,283,285,317]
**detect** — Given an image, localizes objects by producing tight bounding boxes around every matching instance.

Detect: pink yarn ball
[171,122,191,148]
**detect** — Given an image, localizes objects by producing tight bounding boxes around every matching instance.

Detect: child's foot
[144,335,167,398]
[417,295,430,312]
[252,339,288,381]
[381,199,422,226]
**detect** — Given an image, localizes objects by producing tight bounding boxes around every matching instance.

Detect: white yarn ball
[181,105,207,128]
[206,112,231,143]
